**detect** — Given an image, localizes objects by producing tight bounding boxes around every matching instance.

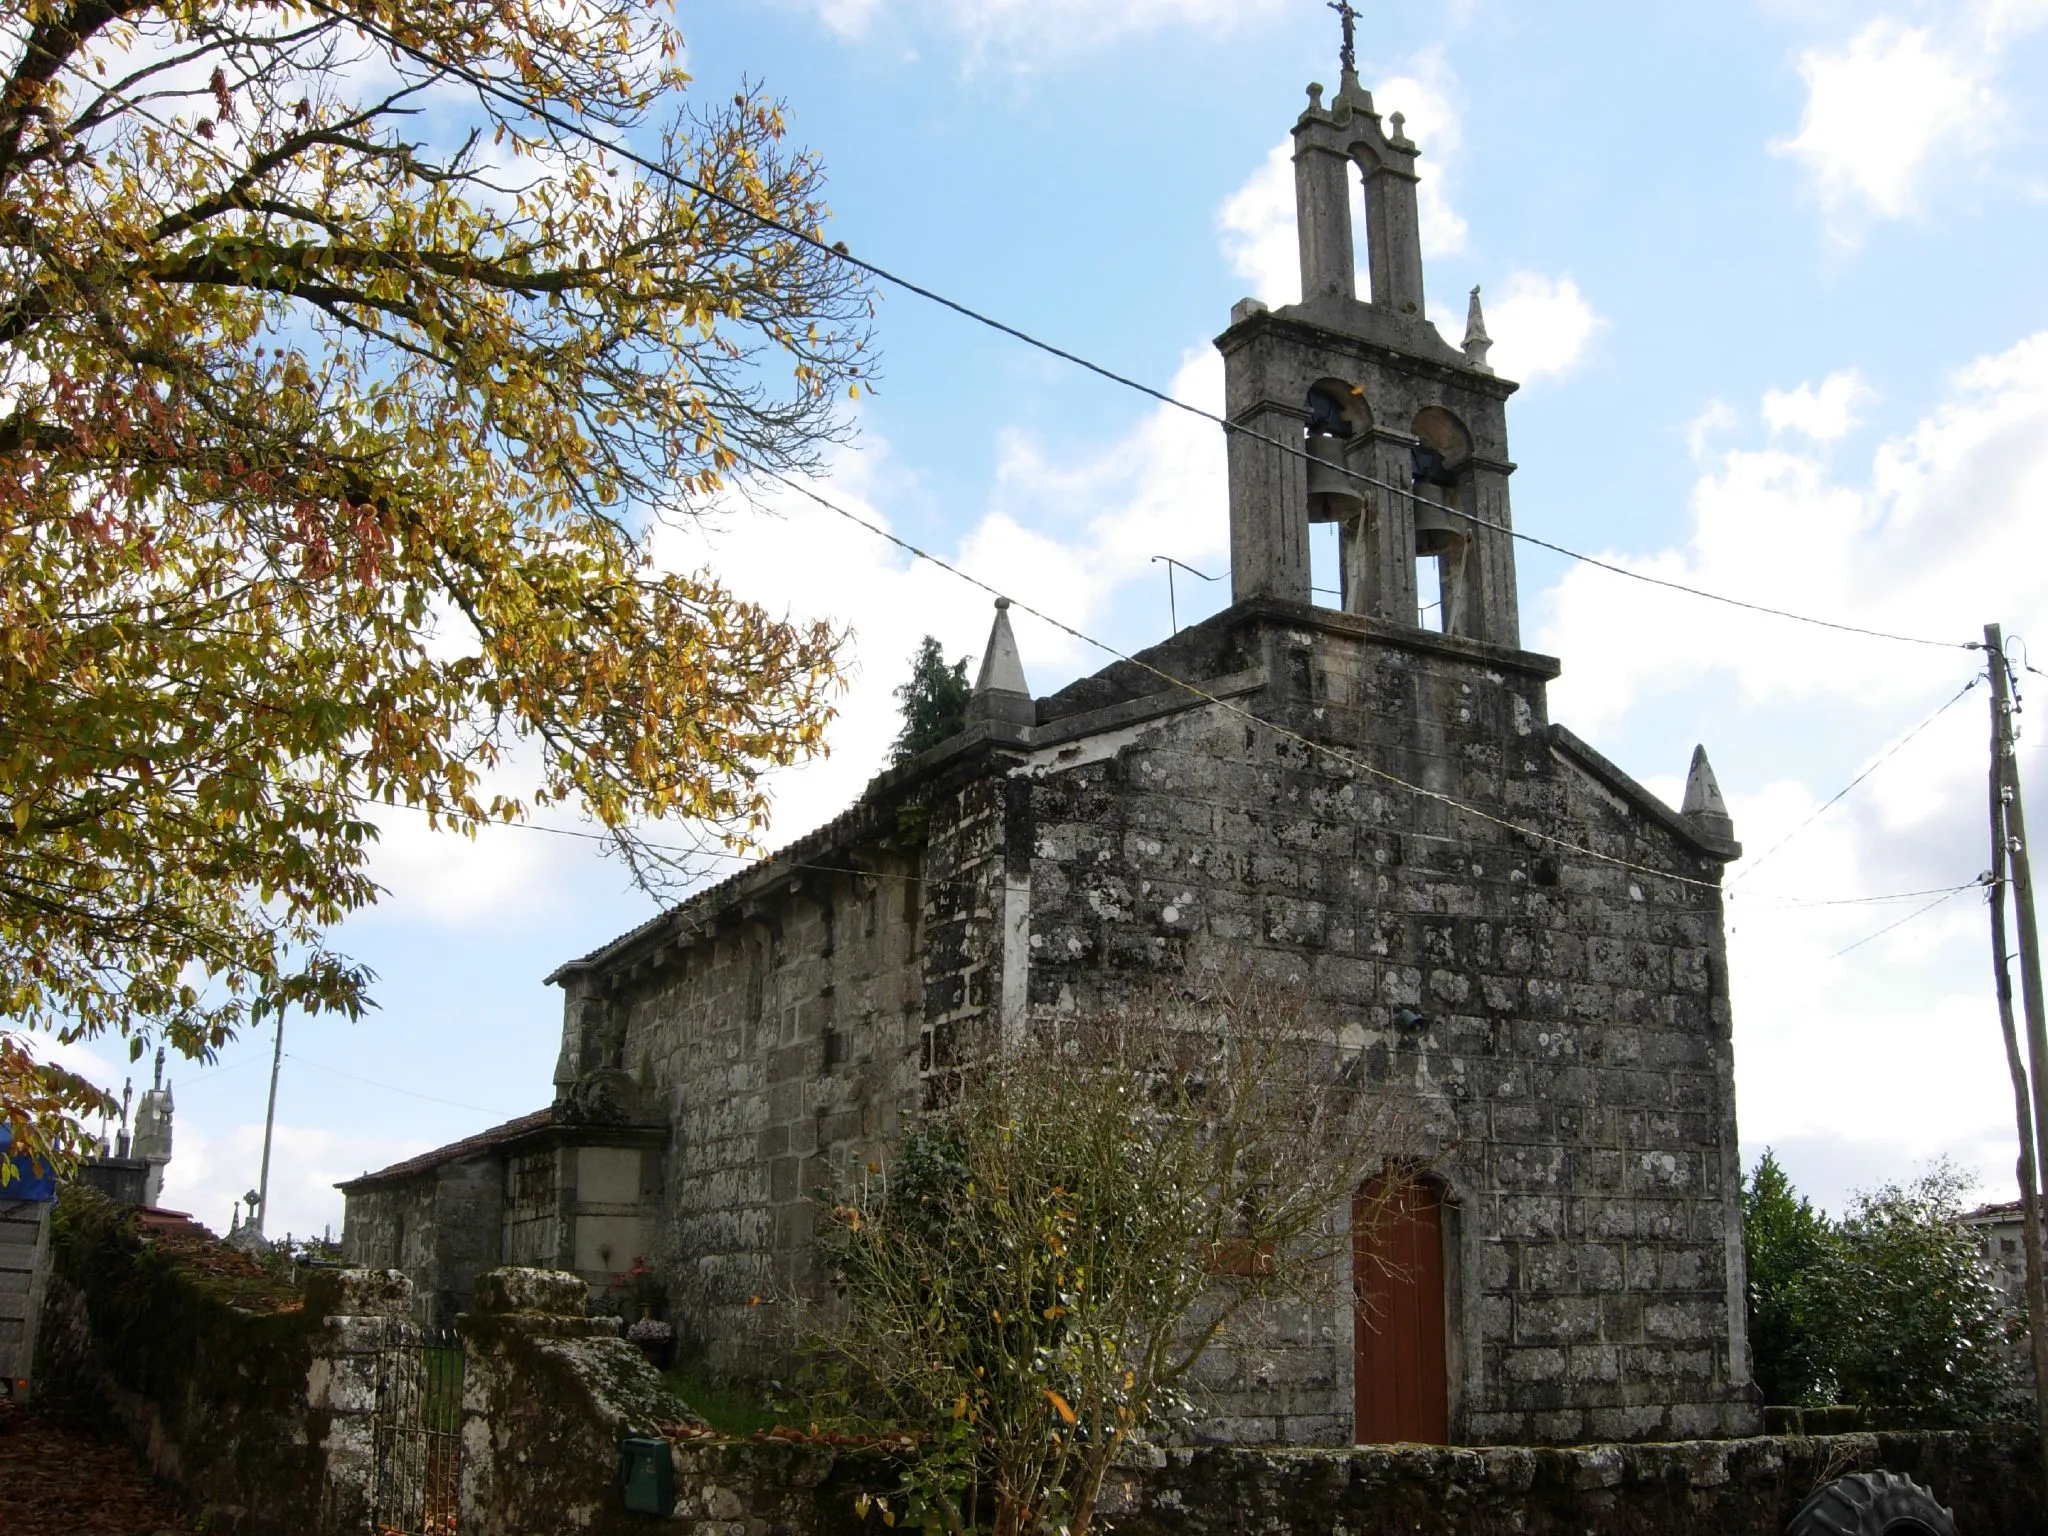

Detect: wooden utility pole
[1986,624,2048,1468]
[255,1010,284,1236]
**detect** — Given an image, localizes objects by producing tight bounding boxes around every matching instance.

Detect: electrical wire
[10,30,1999,911]
[285,1052,514,1117]
[297,1,1975,655]
[1728,673,1984,886]
[1733,881,1997,909]
[169,1054,271,1088]
[1829,879,1988,959]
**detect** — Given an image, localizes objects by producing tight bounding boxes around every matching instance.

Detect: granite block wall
[342,1158,507,1324]
[553,600,1752,1446]
[662,1428,2039,1536]
[615,847,934,1376]
[1011,609,1751,1444]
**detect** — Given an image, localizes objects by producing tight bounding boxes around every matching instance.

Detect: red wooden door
[1354,1177,1448,1444]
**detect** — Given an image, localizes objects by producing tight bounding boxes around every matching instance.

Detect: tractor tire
[1785,1471,1957,1536]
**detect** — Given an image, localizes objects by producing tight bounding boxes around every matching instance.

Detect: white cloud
[648,349,1228,846]
[1536,329,2048,1205]
[1720,727,2009,1212]
[158,1118,434,1241]
[1762,368,1875,441]
[814,0,1281,62]
[1538,332,2048,737]
[1772,19,1997,226]
[1687,400,1739,461]
[349,731,584,929]
[1218,140,1299,309]
[1373,56,1468,260]
[1484,272,1603,383]
[360,798,573,927]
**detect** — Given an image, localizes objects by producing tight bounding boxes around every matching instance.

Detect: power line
[171,1053,271,1088]
[12,33,1988,911]
[1735,880,1998,909]
[733,452,1741,893]
[298,2,1974,656]
[1830,879,1988,959]
[1728,673,1984,886]
[284,1052,514,1117]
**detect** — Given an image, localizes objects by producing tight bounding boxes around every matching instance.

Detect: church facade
[342,58,1761,1447]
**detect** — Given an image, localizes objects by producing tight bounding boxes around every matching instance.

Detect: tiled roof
[336,1107,553,1191]
[538,715,1013,984]
[1964,1199,2025,1223]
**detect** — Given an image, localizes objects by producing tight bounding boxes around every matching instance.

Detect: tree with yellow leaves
[0,0,872,1178]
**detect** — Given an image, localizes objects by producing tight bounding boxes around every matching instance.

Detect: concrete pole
[1985,624,2048,1478]
[256,1011,284,1236]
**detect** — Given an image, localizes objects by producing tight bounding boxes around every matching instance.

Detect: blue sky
[84,0,2048,1236]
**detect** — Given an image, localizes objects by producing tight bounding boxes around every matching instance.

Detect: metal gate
[370,1326,464,1535]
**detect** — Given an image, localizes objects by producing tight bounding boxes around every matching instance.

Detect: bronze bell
[1412,499,1462,557]
[1304,432,1362,522]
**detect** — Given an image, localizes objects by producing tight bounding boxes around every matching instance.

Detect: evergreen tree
[890,638,972,764]
[1742,1149,1835,1405]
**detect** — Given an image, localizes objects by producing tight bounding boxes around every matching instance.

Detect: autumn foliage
[0,0,872,1174]
[809,974,1416,1536]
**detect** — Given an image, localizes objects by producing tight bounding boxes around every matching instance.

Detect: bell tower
[1218,47,1521,647]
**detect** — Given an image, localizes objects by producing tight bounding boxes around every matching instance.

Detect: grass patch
[660,1365,787,1435]
[421,1344,464,1433]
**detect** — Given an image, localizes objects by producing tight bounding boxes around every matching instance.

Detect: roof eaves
[335,1106,554,1191]
[543,722,1034,986]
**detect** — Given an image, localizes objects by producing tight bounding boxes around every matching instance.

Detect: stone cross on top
[1328,0,1360,75]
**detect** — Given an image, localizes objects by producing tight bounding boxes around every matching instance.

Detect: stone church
[342,55,1760,1447]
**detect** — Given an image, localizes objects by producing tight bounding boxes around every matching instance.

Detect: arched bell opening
[1304,381,1372,613]
[1410,407,1474,634]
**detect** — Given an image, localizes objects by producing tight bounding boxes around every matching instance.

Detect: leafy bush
[807,971,1413,1535]
[1820,1164,2015,1425]
[1743,1153,2017,1425]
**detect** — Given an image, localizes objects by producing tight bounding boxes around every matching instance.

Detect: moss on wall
[651,1426,2043,1536]
[39,1187,328,1532]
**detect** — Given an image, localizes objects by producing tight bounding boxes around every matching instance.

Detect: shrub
[808,971,1413,1535]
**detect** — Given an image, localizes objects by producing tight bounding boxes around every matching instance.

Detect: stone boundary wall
[36,1244,2045,1535]
[34,1187,414,1534]
[457,1267,699,1536]
[660,1428,2040,1536]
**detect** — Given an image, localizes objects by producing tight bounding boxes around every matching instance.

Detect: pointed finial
[1462,286,1493,374]
[1681,745,1735,841]
[971,598,1033,729]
